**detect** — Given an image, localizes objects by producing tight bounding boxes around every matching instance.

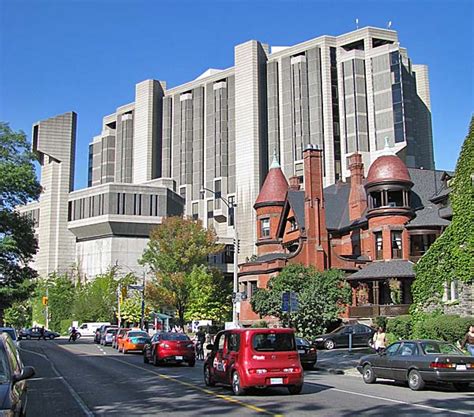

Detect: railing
[349,304,410,318]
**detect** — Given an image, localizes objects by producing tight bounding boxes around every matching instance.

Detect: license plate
[175,355,183,360]
[270,378,283,385]
[456,364,467,371]
[298,349,305,354]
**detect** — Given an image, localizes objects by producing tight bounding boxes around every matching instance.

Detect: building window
[387,190,404,207]
[410,234,437,259]
[214,180,221,210]
[228,195,235,226]
[370,191,383,209]
[207,200,214,228]
[391,231,403,259]
[249,281,258,298]
[192,202,199,221]
[289,217,298,231]
[295,162,304,182]
[443,280,459,302]
[375,231,383,260]
[224,244,234,264]
[260,218,270,238]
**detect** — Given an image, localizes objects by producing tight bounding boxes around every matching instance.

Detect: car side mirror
[13,366,35,384]
[206,344,214,351]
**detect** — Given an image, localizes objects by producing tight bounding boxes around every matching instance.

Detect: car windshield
[330,326,345,334]
[421,341,464,355]
[0,329,16,341]
[128,332,148,338]
[296,337,309,346]
[161,333,190,341]
[106,329,117,334]
[253,333,296,352]
[0,347,10,384]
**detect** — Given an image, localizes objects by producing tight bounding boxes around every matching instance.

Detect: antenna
[355,18,359,29]
[387,20,392,29]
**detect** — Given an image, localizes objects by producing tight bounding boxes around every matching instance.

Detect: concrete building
[20,27,435,279]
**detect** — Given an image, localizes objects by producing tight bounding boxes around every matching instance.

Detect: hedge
[386,315,412,340]
[412,314,472,344]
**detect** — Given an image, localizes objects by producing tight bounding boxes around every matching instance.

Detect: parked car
[204,328,303,396]
[0,332,35,416]
[100,328,118,346]
[357,339,474,391]
[94,325,117,343]
[144,332,195,367]
[0,327,19,347]
[18,327,60,340]
[296,337,317,370]
[112,328,130,349]
[118,330,150,354]
[313,324,375,350]
[78,322,111,337]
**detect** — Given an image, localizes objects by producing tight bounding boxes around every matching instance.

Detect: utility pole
[45,286,49,329]
[140,271,146,330]
[117,283,121,327]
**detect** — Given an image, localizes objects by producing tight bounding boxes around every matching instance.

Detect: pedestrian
[40,326,46,340]
[196,328,206,360]
[461,325,474,356]
[372,327,387,353]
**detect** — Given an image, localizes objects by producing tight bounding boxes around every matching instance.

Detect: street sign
[281,291,298,313]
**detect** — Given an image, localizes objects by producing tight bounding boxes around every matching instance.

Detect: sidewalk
[314,347,372,376]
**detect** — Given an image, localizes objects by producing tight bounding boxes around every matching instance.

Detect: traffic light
[233,238,241,254]
[42,296,48,306]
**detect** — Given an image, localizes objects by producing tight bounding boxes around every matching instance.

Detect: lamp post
[200,187,239,326]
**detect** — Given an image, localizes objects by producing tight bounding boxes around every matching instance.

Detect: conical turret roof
[254,155,289,208]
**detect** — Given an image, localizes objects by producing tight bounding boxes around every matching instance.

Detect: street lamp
[200,187,239,326]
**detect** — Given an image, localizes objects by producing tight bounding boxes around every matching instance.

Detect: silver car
[100,328,118,346]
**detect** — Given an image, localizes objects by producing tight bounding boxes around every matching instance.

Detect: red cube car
[204,328,303,396]
[143,332,196,367]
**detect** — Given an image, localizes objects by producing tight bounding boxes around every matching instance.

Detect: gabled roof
[346,260,415,280]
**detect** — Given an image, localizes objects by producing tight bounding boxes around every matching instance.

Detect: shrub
[412,314,473,344]
[374,316,387,330]
[386,315,413,340]
[60,319,73,336]
[385,332,398,345]
[251,320,268,328]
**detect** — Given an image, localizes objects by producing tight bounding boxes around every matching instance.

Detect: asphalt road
[19,338,473,417]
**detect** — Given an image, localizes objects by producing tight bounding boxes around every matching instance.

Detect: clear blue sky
[1,0,472,190]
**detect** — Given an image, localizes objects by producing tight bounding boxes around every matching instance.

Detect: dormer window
[289,217,298,231]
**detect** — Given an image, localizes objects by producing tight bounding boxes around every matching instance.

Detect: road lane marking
[106,356,283,417]
[56,342,282,416]
[20,347,95,417]
[306,381,472,416]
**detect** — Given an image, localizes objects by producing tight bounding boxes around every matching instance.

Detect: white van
[77,322,111,337]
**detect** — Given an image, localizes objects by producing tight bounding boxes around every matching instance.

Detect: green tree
[120,295,149,326]
[47,273,76,332]
[140,217,223,327]
[4,301,32,329]
[251,265,350,339]
[413,117,474,314]
[184,265,232,323]
[0,122,41,323]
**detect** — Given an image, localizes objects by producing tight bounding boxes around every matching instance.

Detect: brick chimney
[348,153,367,221]
[288,176,301,191]
[302,145,328,270]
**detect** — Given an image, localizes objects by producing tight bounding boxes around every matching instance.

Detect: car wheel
[362,364,376,384]
[144,351,149,364]
[204,364,215,387]
[123,348,128,354]
[152,352,159,366]
[453,382,470,391]
[302,363,314,371]
[26,335,31,340]
[231,371,245,396]
[288,384,303,395]
[49,335,55,340]
[324,339,335,350]
[408,370,425,391]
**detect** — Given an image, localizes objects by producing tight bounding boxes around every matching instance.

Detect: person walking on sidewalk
[461,325,474,356]
[372,327,387,353]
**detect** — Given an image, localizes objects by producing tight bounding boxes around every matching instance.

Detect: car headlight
[0,410,15,417]
[315,338,324,342]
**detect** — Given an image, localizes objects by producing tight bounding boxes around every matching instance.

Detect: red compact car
[144,332,196,367]
[204,328,303,396]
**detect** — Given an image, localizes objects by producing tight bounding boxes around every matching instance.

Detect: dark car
[18,327,60,340]
[296,337,317,370]
[0,333,35,416]
[313,324,375,350]
[357,339,474,391]
[94,325,117,344]
[144,332,195,367]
